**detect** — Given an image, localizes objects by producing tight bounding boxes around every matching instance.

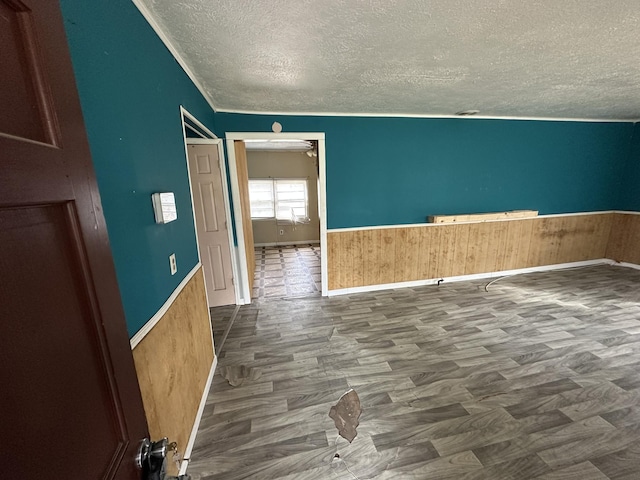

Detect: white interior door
[187,143,235,306]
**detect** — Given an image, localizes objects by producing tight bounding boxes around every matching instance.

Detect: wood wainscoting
[607,212,640,265]
[327,212,616,290]
[132,267,214,471]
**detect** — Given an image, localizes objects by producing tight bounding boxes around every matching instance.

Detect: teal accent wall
[57,0,637,335]
[60,0,217,337]
[621,123,640,211]
[216,114,634,229]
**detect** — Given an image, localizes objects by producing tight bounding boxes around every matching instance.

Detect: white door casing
[225,132,327,303]
[187,143,236,307]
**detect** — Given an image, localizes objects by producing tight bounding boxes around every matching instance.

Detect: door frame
[225,132,327,302]
[180,107,241,305]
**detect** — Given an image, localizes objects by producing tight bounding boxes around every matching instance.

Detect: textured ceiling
[141,0,640,119]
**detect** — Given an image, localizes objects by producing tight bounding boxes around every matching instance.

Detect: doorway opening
[246,140,321,299]
[225,132,327,303]
[180,107,240,308]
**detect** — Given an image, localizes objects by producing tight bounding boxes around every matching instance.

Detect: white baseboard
[614,261,640,270]
[130,263,202,349]
[327,259,615,296]
[254,239,320,247]
[179,355,218,476]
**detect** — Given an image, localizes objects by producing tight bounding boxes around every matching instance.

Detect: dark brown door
[0,1,148,478]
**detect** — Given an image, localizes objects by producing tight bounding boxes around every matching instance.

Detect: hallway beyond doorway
[252,244,321,300]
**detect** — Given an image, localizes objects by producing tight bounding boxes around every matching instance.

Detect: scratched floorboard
[188,265,640,480]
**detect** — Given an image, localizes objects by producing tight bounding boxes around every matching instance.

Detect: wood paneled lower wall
[607,212,640,265]
[132,267,214,473]
[328,213,616,290]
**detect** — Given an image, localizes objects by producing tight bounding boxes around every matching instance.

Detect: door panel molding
[181,107,239,306]
[0,0,60,146]
[1,2,149,476]
[63,200,130,475]
[188,143,236,306]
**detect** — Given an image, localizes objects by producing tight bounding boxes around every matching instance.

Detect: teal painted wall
[57,0,637,335]
[621,123,640,211]
[216,114,634,229]
[60,0,217,337]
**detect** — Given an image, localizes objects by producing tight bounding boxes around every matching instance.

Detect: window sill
[250,217,311,224]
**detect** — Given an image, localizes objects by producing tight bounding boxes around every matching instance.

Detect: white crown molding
[131,0,218,112]
[126,3,640,124]
[215,108,639,124]
[127,3,640,124]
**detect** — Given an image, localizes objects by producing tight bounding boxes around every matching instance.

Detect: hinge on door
[231,277,234,285]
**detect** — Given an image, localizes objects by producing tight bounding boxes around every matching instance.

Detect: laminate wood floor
[188,265,640,479]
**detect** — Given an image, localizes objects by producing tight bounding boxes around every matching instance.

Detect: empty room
[3,1,640,479]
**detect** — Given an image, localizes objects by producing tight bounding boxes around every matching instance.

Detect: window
[249,179,308,221]
[248,180,274,219]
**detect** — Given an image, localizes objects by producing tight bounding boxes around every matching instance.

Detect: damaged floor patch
[329,389,362,443]
[218,365,261,387]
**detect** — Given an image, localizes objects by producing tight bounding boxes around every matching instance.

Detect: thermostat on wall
[152,192,177,224]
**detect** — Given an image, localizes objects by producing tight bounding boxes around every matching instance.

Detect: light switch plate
[169,253,177,275]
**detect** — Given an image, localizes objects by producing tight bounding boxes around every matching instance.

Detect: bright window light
[249,179,308,221]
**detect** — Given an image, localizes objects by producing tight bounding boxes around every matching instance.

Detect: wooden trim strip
[429,210,538,224]
[130,262,201,349]
[328,210,617,233]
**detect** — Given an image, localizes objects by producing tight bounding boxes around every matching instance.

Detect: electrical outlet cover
[169,253,177,275]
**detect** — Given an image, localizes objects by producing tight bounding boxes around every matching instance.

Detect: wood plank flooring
[188,265,640,479]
